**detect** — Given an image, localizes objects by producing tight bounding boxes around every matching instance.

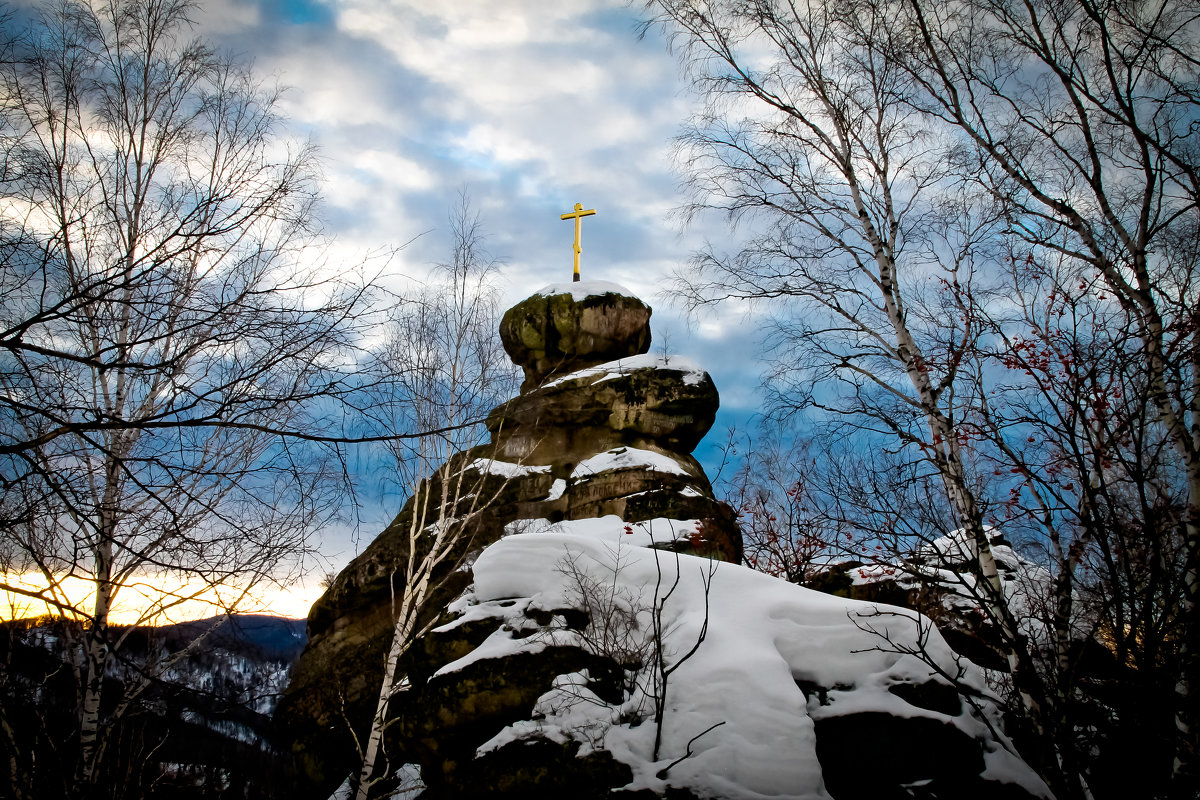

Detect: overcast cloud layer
[192,0,767,566]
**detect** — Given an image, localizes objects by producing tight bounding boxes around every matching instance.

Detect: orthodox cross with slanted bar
[560,202,596,282]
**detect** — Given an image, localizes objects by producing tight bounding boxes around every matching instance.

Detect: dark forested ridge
[0,614,306,800]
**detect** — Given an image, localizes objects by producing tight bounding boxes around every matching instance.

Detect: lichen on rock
[499,283,652,391]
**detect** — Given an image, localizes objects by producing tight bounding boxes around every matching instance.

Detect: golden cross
[560,202,597,282]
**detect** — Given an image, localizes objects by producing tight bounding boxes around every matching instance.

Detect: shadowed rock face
[275,284,740,796]
[486,361,719,465]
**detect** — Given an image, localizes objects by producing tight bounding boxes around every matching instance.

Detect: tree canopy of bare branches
[0,1,385,794]
[646,0,1200,796]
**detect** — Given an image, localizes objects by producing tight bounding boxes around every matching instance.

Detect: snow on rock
[851,527,1060,647]
[917,526,1028,571]
[506,515,703,549]
[465,530,1052,800]
[543,353,708,390]
[534,280,636,301]
[431,597,561,677]
[572,446,691,478]
[281,279,740,796]
[466,457,552,479]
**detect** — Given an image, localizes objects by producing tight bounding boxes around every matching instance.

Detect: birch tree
[972,248,1189,796]
[350,197,519,799]
[890,2,1200,791]
[0,1,382,793]
[646,0,1045,755]
[645,0,1200,795]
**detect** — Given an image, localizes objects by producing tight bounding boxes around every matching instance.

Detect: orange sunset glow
[1,572,321,625]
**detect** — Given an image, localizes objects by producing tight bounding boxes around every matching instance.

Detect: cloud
[190,1,777,576]
[196,0,763,378]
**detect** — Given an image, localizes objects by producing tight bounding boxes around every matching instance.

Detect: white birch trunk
[353,458,479,799]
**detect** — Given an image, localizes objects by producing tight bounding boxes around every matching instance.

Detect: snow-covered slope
[432,529,1052,800]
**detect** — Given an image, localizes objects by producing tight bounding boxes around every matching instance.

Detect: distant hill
[2,613,310,798]
[155,614,308,662]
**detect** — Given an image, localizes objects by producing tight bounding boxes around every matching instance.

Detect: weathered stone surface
[466,739,636,800]
[360,549,1046,800]
[275,283,1043,800]
[813,713,993,800]
[277,449,744,795]
[487,363,718,464]
[400,645,621,796]
[499,288,652,390]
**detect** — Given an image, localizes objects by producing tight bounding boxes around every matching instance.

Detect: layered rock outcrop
[410,534,1052,800]
[276,282,741,795]
[276,282,1051,800]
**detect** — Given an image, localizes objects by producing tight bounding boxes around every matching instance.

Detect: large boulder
[383,533,1053,799]
[486,355,718,464]
[499,282,652,390]
[276,282,1049,800]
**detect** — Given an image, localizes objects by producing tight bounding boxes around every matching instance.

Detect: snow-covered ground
[437,529,1052,800]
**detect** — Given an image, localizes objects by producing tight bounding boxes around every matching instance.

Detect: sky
[0,0,780,622]
[0,0,781,624]
[185,2,771,579]
[194,0,762,367]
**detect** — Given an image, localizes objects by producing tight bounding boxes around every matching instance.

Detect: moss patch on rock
[500,291,652,390]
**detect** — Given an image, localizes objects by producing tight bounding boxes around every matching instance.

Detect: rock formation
[276,282,740,795]
[499,280,652,392]
[807,529,1047,672]
[276,282,1051,800]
